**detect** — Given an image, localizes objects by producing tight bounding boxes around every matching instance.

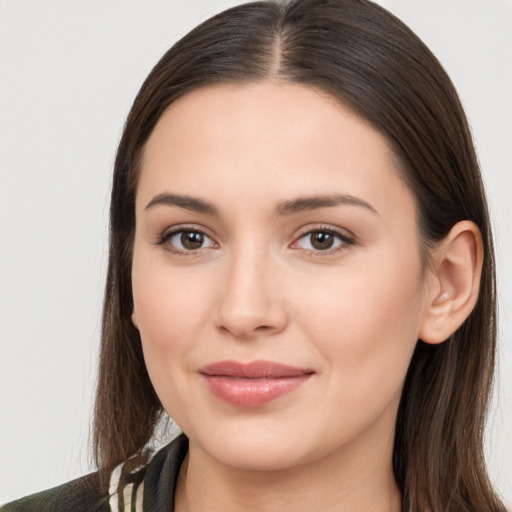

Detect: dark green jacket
[1,435,188,512]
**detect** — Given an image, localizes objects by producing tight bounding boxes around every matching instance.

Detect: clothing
[0,434,189,512]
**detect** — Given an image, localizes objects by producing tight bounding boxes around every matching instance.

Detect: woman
[2,0,507,510]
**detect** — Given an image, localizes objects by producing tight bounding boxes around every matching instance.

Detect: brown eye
[180,231,204,250]
[310,231,336,250]
[161,229,216,253]
[294,229,352,253]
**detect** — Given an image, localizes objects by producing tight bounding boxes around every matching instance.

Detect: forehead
[137,81,414,219]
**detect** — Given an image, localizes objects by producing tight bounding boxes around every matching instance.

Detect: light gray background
[1,0,511,505]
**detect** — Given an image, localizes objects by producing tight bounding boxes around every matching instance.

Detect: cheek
[293,250,425,402]
[132,254,209,344]
[131,261,214,429]
[131,249,213,402]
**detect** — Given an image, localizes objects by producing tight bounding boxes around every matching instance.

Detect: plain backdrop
[1,0,511,505]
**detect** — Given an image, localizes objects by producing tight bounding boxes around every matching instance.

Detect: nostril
[255,325,274,332]
[218,323,278,338]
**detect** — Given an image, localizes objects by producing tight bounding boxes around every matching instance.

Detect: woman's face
[132,82,430,471]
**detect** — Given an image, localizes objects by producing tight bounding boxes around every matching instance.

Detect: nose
[215,247,288,339]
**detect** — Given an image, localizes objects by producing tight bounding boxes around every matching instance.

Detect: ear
[419,220,483,344]
[131,305,139,329]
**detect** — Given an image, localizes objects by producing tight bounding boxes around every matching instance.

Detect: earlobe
[131,307,139,329]
[419,221,483,345]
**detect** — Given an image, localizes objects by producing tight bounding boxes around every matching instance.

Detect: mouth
[199,360,314,407]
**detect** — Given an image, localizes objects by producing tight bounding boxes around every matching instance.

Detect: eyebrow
[144,192,378,216]
[144,193,218,215]
[276,194,378,216]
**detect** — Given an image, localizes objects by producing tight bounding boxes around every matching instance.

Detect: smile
[199,360,314,407]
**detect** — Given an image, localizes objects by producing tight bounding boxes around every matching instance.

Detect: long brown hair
[93,1,505,510]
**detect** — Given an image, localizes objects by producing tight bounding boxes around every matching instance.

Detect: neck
[174,423,401,512]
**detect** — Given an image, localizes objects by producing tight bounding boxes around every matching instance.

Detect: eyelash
[291,225,355,255]
[156,225,217,255]
[155,225,355,256]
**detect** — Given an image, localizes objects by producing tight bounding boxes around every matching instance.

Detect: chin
[182,417,337,473]
[207,438,310,472]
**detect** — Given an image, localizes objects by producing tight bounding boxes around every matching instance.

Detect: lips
[199,360,314,407]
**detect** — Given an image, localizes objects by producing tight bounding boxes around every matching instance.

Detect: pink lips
[199,360,313,407]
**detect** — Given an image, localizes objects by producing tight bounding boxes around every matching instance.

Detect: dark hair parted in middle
[94,1,502,510]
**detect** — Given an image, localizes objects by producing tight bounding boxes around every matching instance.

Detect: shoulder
[1,434,189,512]
[0,471,108,512]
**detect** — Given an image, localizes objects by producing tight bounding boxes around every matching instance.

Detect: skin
[131,82,479,511]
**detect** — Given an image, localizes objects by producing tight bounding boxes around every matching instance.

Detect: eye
[293,229,353,253]
[158,228,216,253]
